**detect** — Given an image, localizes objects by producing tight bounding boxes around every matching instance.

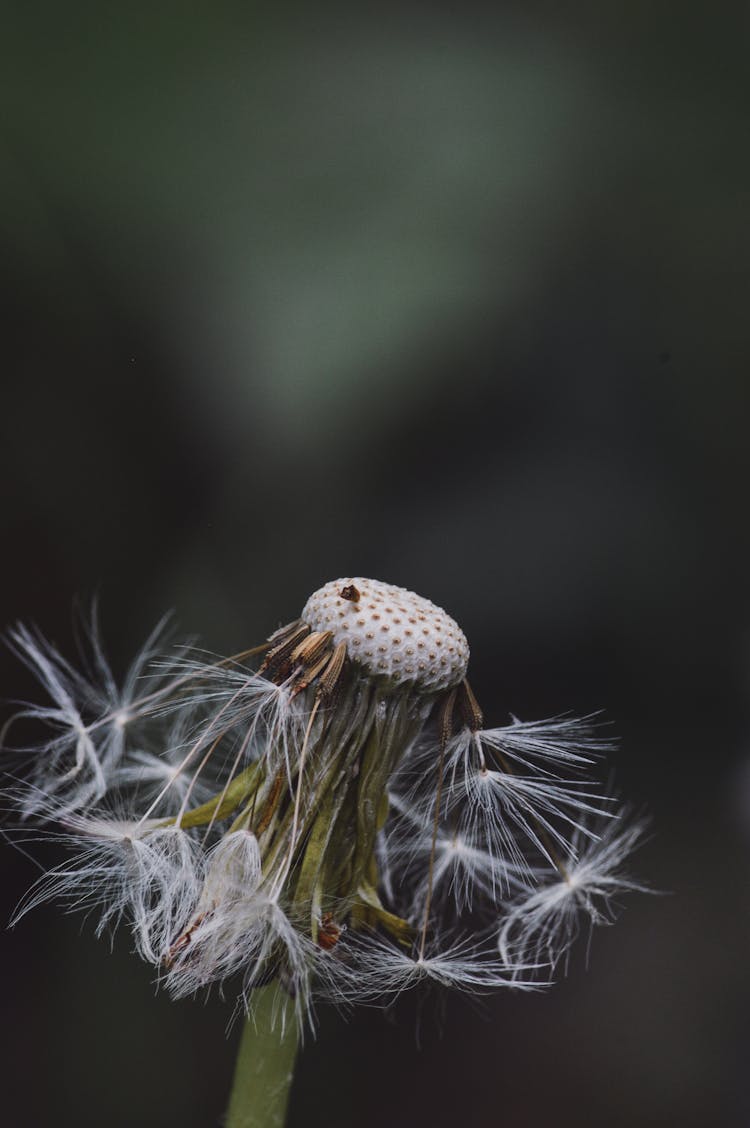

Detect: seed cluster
[300,578,469,693]
[6,579,643,1028]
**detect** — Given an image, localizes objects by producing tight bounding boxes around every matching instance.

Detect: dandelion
[3,577,646,1126]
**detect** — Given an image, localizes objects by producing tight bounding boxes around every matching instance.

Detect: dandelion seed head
[3,582,647,1024]
[300,577,469,692]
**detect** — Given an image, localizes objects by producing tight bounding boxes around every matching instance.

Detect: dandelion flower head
[3,578,646,1021]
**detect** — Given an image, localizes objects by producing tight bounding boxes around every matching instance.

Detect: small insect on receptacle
[317,912,343,951]
[339,584,361,603]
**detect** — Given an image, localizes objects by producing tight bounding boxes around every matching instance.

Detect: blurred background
[2,3,749,1125]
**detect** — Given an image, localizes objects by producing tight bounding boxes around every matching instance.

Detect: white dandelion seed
[382,790,526,915]
[329,929,540,1003]
[497,814,650,972]
[11,818,202,962]
[441,726,618,873]
[3,609,190,818]
[471,713,612,774]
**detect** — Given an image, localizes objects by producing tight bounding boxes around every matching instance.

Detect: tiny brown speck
[340,584,361,602]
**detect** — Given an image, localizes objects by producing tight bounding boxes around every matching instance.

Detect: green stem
[225,985,300,1128]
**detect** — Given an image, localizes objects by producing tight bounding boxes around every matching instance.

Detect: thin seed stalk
[225,985,299,1128]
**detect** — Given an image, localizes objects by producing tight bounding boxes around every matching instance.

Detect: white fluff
[4,589,647,1024]
[497,814,649,972]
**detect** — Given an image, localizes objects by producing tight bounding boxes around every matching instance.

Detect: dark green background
[2,4,748,1126]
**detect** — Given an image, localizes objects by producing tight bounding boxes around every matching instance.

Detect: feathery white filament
[497,816,649,971]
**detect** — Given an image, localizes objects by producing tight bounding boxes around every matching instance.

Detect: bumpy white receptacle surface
[300,578,469,693]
